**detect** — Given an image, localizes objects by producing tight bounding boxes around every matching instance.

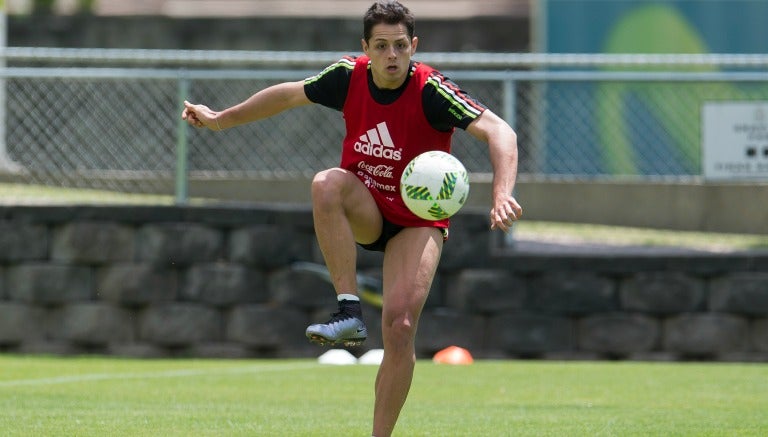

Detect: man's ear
[411,36,419,55]
[361,38,369,55]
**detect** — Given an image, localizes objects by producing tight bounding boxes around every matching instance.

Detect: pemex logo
[354,122,402,161]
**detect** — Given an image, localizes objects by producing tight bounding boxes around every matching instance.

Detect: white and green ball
[400,151,470,221]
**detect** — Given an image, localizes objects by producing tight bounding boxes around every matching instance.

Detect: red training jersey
[341,56,453,228]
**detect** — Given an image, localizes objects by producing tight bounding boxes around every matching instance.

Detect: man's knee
[312,168,342,191]
[312,168,349,204]
[384,312,418,344]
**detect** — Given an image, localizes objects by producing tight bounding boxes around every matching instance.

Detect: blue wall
[538,0,768,177]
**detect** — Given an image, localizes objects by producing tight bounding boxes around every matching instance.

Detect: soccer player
[181,1,522,435]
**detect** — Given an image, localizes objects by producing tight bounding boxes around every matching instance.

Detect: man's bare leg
[307,168,383,346]
[372,227,443,437]
[311,168,382,294]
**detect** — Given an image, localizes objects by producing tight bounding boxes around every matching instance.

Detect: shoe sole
[307,333,366,347]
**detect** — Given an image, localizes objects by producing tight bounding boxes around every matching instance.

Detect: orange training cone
[432,346,474,365]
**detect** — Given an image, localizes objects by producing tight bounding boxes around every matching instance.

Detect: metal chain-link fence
[2,49,767,204]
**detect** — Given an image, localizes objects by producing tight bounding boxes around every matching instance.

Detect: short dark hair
[363,1,415,43]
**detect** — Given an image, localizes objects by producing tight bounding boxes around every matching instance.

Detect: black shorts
[358,218,449,253]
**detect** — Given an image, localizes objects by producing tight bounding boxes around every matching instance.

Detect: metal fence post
[502,78,517,248]
[502,78,516,129]
[175,72,190,204]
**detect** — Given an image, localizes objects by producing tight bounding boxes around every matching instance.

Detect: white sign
[702,102,768,180]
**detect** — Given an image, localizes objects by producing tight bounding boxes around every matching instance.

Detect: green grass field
[1,355,766,436]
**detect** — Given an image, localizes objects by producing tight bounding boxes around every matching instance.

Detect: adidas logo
[354,122,402,161]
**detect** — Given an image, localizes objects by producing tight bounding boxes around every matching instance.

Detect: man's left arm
[466,110,523,232]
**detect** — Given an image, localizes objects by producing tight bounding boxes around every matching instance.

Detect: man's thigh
[315,167,383,244]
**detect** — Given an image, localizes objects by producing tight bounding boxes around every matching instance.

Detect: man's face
[362,23,418,90]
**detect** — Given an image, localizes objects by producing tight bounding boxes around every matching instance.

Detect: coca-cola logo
[358,161,395,179]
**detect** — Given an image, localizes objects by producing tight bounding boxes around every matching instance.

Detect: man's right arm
[216,81,311,130]
[182,80,311,131]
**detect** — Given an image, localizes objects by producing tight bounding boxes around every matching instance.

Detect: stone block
[138,304,222,346]
[226,305,308,348]
[620,272,705,314]
[710,273,768,315]
[50,303,134,345]
[415,309,484,353]
[107,343,170,358]
[487,313,573,354]
[0,222,47,262]
[541,351,603,361]
[717,352,768,363]
[439,213,491,269]
[229,225,313,268]
[137,223,223,265]
[440,233,490,270]
[96,263,177,306]
[444,269,526,314]
[528,272,616,315]
[269,267,335,309]
[17,341,81,356]
[356,246,385,269]
[0,303,47,344]
[578,313,659,355]
[360,305,383,349]
[273,345,326,359]
[182,343,254,359]
[72,205,185,224]
[423,272,444,308]
[51,221,134,264]
[753,319,768,352]
[268,205,315,229]
[182,206,272,227]
[182,263,268,307]
[663,314,750,356]
[626,351,681,362]
[7,264,91,304]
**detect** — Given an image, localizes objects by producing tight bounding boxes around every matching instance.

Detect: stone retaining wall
[0,205,766,361]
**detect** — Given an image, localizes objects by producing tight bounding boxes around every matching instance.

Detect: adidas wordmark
[354,122,402,161]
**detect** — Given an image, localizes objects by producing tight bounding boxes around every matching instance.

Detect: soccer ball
[400,151,470,220]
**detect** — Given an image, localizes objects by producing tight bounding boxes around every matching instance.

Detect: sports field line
[0,361,319,388]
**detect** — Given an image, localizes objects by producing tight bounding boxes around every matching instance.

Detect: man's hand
[490,195,522,233]
[181,100,222,130]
